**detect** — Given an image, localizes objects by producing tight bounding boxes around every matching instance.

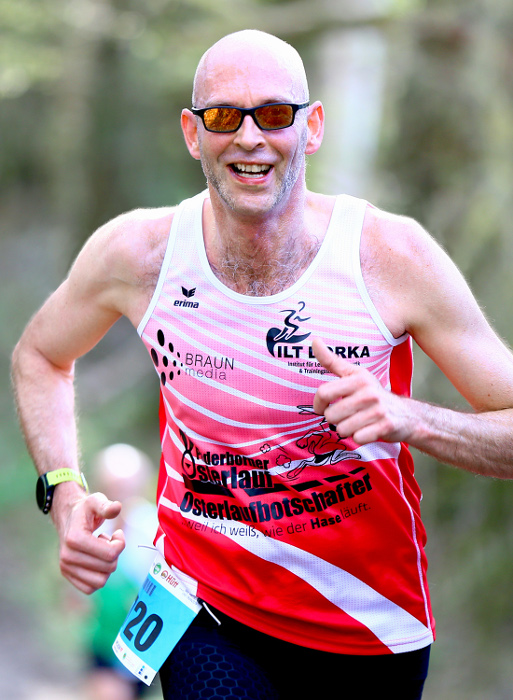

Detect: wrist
[36,468,88,514]
[50,480,88,532]
[403,400,454,453]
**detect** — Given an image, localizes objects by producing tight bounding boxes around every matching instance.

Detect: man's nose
[233,114,266,149]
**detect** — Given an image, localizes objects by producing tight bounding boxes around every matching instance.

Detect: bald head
[192,30,309,107]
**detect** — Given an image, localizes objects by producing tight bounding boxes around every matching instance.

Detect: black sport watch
[36,469,88,514]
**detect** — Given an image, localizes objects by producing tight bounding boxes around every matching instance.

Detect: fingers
[312,337,409,445]
[312,338,344,376]
[60,528,125,594]
[60,545,121,594]
[312,338,363,416]
[327,405,392,445]
[59,493,126,594]
[312,338,357,378]
[311,337,335,372]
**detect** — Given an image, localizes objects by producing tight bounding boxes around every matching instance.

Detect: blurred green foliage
[3,0,513,698]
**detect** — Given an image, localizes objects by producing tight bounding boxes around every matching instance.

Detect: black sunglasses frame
[190,102,310,133]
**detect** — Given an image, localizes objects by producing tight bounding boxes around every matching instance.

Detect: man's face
[192,49,310,219]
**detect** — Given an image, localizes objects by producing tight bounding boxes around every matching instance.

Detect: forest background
[2,0,513,698]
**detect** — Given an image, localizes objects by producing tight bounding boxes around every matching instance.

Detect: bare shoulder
[361,204,513,410]
[87,206,176,287]
[73,206,176,323]
[361,205,442,290]
[361,204,462,339]
[13,206,178,370]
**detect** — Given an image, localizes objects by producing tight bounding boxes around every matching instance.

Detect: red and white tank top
[137,190,435,655]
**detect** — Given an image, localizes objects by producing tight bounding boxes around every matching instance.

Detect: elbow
[11,338,26,385]
[11,335,75,388]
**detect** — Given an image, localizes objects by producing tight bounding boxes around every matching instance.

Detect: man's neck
[202,190,332,297]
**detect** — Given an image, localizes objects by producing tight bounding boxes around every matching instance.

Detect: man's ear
[181,109,201,160]
[305,101,325,155]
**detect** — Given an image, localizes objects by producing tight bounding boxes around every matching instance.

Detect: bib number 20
[123,598,164,652]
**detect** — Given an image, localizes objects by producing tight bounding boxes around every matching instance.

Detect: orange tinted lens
[203,107,241,132]
[255,104,294,129]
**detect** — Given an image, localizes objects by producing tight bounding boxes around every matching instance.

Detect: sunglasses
[191,102,309,133]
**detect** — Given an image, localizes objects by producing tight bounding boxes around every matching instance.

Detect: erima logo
[174,285,199,308]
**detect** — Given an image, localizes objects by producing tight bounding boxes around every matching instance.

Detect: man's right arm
[11,207,173,593]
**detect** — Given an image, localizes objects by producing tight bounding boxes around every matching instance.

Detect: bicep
[407,245,513,412]
[21,253,121,371]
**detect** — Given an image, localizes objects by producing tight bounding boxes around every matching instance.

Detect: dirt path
[0,593,85,700]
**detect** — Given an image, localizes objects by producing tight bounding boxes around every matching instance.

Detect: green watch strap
[46,468,88,490]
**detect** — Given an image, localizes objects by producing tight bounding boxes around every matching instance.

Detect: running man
[12,30,513,699]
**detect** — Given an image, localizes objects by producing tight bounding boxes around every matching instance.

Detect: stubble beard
[199,129,308,217]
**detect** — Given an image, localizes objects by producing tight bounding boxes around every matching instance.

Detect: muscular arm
[11,207,174,591]
[313,209,513,478]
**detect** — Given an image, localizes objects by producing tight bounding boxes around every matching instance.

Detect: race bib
[112,552,202,686]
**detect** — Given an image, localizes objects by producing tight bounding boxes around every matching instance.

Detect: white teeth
[233,163,271,174]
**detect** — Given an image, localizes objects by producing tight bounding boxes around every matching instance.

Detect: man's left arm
[313,214,513,479]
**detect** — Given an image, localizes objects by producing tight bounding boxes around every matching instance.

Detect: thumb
[84,492,122,532]
[312,337,356,377]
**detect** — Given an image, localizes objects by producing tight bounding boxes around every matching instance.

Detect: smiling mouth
[230,163,272,178]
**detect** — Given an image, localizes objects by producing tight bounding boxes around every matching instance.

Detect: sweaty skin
[11,30,513,594]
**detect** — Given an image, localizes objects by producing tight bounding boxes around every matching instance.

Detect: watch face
[36,475,49,512]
